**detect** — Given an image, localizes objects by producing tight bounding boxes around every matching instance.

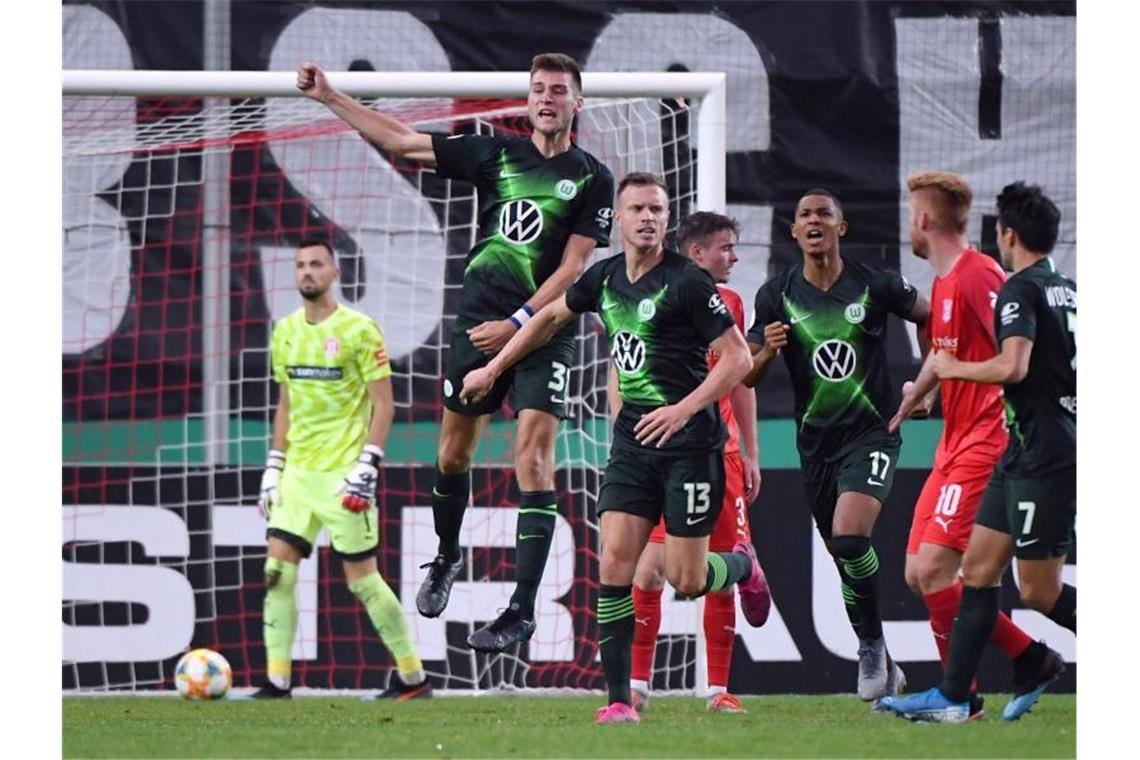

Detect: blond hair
[907,170,973,233]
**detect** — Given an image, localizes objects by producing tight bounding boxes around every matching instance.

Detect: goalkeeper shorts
[267,464,379,561]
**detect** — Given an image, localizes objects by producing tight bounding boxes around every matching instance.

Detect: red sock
[704,590,736,690]
[924,582,978,693]
[631,586,662,683]
[991,607,1033,660]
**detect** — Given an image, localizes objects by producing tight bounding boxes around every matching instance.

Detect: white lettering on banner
[401,507,575,661]
[62,506,195,662]
[265,8,448,361]
[896,16,1076,343]
[62,6,134,354]
[581,13,774,289]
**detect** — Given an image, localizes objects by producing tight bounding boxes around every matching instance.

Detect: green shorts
[441,319,576,418]
[801,435,900,540]
[267,464,378,561]
[975,465,1075,559]
[598,445,725,538]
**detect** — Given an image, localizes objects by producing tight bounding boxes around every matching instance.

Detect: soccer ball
[174,648,232,700]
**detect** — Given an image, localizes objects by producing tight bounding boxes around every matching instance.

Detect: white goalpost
[62,69,728,696]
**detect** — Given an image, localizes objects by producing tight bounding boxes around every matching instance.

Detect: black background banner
[62,0,1076,423]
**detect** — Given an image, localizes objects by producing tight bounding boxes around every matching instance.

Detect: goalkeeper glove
[336,444,384,513]
[257,449,286,519]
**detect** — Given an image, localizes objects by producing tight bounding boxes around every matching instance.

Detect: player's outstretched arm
[635,326,751,448]
[933,336,1033,385]
[296,61,436,165]
[742,323,788,388]
[460,296,577,405]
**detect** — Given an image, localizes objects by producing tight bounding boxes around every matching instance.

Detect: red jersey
[708,286,746,456]
[929,248,1008,469]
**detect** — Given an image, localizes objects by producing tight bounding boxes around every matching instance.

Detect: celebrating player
[627,212,769,715]
[879,182,1075,724]
[888,171,1061,720]
[459,173,769,725]
[252,240,429,700]
[298,54,615,652]
[743,189,930,702]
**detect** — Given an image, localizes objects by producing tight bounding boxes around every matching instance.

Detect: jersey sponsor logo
[789,312,812,325]
[612,331,647,374]
[942,298,953,323]
[637,298,657,322]
[595,206,614,230]
[554,179,578,200]
[324,337,340,357]
[934,516,953,533]
[708,293,728,316]
[1001,301,1020,326]
[286,365,344,381]
[844,303,866,324]
[1059,395,1077,414]
[811,339,856,382]
[498,199,543,245]
[933,336,958,351]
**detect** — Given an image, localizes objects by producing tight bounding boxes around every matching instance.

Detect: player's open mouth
[806,229,824,240]
[538,109,557,118]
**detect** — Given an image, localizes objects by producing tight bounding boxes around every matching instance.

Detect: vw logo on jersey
[844,303,866,324]
[612,331,647,374]
[554,179,578,200]
[637,299,657,321]
[812,339,857,382]
[499,199,544,245]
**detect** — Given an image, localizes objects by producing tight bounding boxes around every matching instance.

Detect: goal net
[62,76,723,694]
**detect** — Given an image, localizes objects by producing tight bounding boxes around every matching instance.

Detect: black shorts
[975,465,1075,559]
[598,445,725,538]
[801,435,900,540]
[441,319,575,418]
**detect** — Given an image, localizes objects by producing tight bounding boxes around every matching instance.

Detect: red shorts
[906,460,994,555]
[649,450,751,551]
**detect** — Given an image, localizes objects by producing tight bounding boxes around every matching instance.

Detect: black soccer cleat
[969,693,986,721]
[416,555,464,618]
[376,672,433,701]
[466,606,537,653]
[248,681,292,699]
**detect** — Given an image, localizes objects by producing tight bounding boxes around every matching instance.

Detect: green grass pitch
[63,693,1075,758]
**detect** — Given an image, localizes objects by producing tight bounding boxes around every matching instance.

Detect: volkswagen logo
[811,339,856,382]
[612,331,647,374]
[499,199,544,245]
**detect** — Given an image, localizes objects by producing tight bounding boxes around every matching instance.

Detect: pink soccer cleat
[595,702,641,725]
[733,540,772,627]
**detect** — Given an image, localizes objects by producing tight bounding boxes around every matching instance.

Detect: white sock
[401,669,426,686]
[630,679,649,694]
[269,674,290,690]
[706,685,727,697]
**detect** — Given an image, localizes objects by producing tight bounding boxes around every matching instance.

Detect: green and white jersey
[431,133,614,324]
[993,257,1076,477]
[270,304,392,472]
[566,250,738,454]
[748,257,918,462]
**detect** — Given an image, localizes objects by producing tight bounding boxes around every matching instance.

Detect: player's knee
[961,554,1003,588]
[666,565,706,598]
[263,556,296,592]
[437,449,472,474]
[634,565,666,592]
[830,535,871,561]
[513,447,553,488]
[600,548,637,584]
[903,563,924,598]
[912,557,956,596]
[1018,578,1060,614]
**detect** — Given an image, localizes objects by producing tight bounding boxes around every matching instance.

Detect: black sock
[431,466,470,562]
[597,584,634,705]
[835,559,862,635]
[832,535,882,640]
[941,585,1000,702]
[701,551,753,595]
[1046,584,1077,633]
[508,490,557,619]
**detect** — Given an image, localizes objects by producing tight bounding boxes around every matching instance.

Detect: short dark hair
[297,237,335,262]
[678,211,740,254]
[530,53,582,93]
[996,182,1060,254]
[617,171,668,200]
[799,187,843,216]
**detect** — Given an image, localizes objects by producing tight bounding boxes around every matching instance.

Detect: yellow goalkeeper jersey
[270,304,392,472]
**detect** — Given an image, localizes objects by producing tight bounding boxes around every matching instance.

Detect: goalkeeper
[251,239,429,700]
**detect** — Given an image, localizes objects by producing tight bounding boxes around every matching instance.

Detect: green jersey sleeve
[356,318,393,384]
[431,133,502,182]
[270,321,287,384]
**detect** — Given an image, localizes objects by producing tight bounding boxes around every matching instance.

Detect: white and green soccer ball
[174,648,232,700]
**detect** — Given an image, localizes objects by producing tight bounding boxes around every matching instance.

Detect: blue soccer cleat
[877,686,970,724]
[1003,643,1065,721]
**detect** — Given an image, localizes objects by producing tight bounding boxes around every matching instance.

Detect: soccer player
[888,171,1061,720]
[879,182,1075,724]
[743,189,930,702]
[252,240,429,700]
[458,173,770,724]
[297,54,615,652]
[626,211,769,715]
